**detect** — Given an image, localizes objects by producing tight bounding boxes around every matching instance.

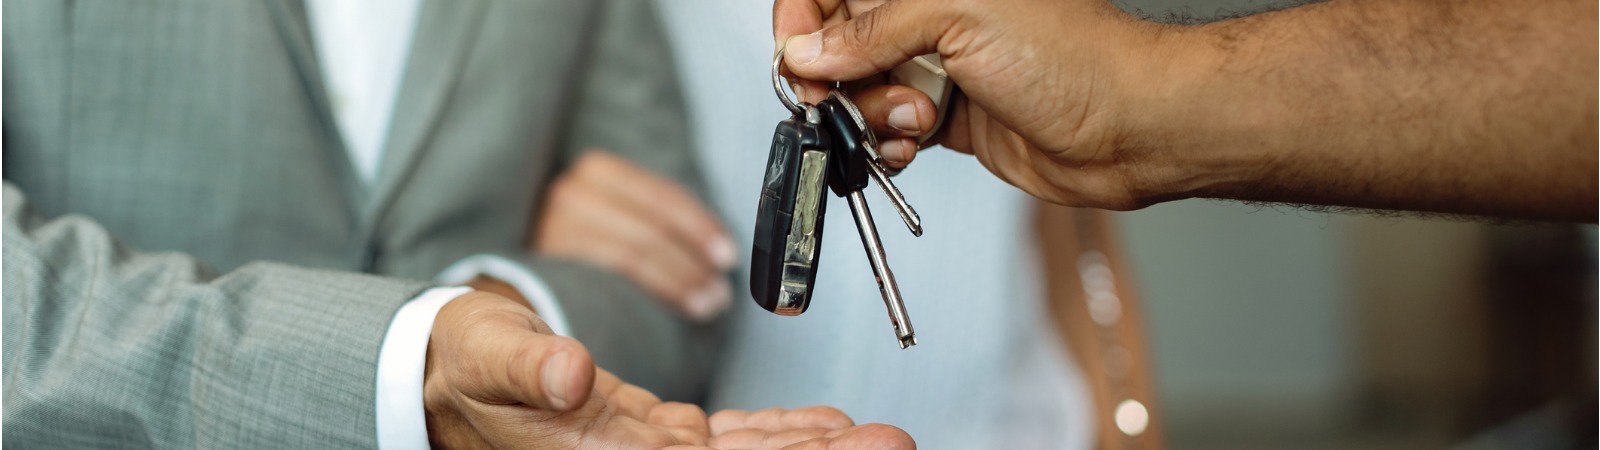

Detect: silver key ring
[772,45,803,115]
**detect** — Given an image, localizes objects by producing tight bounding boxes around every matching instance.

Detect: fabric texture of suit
[3,0,714,447]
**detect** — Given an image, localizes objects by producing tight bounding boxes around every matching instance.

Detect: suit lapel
[365,0,489,219]
[264,0,367,207]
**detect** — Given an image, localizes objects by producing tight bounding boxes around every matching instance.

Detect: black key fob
[815,96,872,197]
[750,105,832,315]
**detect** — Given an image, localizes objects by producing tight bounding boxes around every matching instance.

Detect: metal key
[817,91,919,349]
[821,92,923,237]
[847,190,917,348]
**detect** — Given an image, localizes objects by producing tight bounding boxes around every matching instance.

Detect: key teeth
[864,159,922,237]
[899,211,923,237]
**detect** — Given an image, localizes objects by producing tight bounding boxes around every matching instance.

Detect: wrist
[1109,20,1276,204]
[422,291,518,448]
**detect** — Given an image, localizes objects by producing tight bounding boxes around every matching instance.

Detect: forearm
[4,184,425,447]
[1125,0,1597,220]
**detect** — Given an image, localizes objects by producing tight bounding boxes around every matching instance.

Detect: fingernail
[882,139,913,164]
[707,238,737,270]
[786,32,822,65]
[687,281,732,322]
[888,103,921,133]
[541,349,574,409]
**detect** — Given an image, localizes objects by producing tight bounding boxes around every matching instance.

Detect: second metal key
[817,91,920,349]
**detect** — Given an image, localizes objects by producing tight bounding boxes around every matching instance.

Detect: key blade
[845,191,918,348]
[865,159,923,237]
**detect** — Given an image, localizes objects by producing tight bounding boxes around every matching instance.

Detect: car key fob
[816,97,872,197]
[750,104,832,315]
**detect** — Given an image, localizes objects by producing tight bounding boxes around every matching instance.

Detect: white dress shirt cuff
[374,285,470,450]
[373,254,569,450]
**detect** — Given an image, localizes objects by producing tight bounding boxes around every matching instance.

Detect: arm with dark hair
[774,0,1597,221]
[1123,0,1597,220]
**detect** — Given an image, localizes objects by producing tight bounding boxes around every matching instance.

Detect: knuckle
[708,409,742,422]
[504,343,544,390]
[843,12,885,55]
[708,409,744,430]
[454,300,512,326]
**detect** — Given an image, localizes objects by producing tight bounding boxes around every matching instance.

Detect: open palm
[423,292,913,449]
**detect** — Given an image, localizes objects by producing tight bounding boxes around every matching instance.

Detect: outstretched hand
[424,291,914,449]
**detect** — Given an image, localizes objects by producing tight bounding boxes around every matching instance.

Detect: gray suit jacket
[3,0,715,447]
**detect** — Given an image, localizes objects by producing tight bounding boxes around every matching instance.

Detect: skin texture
[535,150,737,322]
[774,0,1598,221]
[423,291,916,449]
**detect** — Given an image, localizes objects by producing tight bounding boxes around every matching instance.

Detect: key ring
[772,45,804,115]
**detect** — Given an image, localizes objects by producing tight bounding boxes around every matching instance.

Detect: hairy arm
[1128,0,1597,220]
[778,0,1595,220]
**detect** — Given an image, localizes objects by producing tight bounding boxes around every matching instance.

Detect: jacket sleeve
[562,1,706,192]
[2,182,430,448]
[541,1,723,403]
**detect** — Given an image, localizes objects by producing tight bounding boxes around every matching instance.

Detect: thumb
[782,0,956,81]
[457,309,596,412]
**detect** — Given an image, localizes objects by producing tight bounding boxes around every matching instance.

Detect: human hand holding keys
[749,47,923,348]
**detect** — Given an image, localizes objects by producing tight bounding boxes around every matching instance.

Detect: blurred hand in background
[535,150,738,322]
